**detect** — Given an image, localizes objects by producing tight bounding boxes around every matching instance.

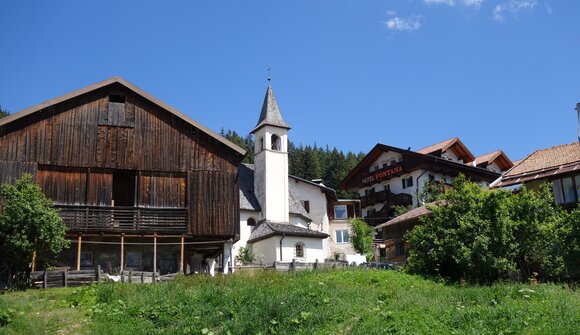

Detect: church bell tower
[252,85,291,223]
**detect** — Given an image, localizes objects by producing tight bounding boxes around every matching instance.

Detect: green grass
[1,269,579,334]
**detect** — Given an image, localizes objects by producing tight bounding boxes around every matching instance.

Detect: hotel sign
[362,164,403,185]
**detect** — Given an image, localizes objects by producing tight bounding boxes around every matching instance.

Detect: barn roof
[0,77,246,156]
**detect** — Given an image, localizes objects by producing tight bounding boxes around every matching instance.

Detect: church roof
[247,220,328,243]
[238,164,311,221]
[251,86,290,134]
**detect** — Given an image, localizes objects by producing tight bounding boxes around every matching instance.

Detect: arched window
[247,218,256,226]
[295,242,305,258]
[271,134,281,151]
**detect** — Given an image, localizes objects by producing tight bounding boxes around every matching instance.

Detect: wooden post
[76,234,82,271]
[97,265,101,283]
[180,235,185,273]
[152,271,157,283]
[292,259,296,271]
[63,270,68,287]
[43,271,47,289]
[129,270,132,283]
[153,233,157,274]
[141,271,145,283]
[120,234,125,272]
[31,250,36,272]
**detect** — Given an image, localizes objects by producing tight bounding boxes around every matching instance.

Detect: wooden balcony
[363,193,413,225]
[360,190,412,208]
[56,205,188,233]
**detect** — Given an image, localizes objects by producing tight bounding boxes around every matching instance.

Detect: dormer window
[271,134,281,151]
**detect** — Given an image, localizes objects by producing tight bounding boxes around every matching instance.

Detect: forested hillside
[221,129,365,196]
[0,105,9,118]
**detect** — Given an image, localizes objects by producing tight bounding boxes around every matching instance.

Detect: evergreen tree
[0,105,9,118]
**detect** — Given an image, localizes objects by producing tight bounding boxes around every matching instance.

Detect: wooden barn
[0,77,245,275]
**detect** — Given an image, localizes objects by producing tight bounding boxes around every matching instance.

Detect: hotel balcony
[360,190,412,208]
[56,205,188,234]
[363,192,413,225]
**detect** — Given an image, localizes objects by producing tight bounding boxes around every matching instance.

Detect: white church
[233,85,333,266]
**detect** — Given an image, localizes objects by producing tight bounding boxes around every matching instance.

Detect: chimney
[576,103,580,141]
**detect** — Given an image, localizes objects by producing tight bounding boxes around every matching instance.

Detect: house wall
[233,210,261,264]
[251,236,325,265]
[289,178,330,233]
[251,237,281,265]
[328,220,356,257]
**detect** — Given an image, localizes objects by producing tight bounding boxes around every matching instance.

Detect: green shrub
[406,175,564,283]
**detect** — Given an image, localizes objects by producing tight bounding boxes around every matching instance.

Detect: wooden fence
[30,268,102,289]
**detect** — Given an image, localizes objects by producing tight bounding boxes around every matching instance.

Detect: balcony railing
[364,193,413,225]
[360,190,413,208]
[56,205,188,233]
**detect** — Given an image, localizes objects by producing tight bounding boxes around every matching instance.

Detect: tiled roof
[416,137,475,163]
[247,220,328,243]
[239,164,261,211]
[472,150,513,171]
[474,150,502,166]
[251,86,290,133]
[416,137,457,155]
[503,142,580,177]
[375,201,446,229]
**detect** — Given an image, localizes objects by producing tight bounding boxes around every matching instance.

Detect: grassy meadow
[0,269,579,334]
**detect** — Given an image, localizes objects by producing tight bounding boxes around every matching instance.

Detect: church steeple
[251,86,291,134]
[252,85,290,223]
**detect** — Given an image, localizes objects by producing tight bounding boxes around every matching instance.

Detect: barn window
[99,95,135,127]
[295,242,305,258]
[271,134,281,151]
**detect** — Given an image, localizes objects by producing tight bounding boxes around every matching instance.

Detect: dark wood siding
[0,161,38,185]
[138,172,186,208]
[37,167,87,205]
[0,83,242,238]
[189,171,239,237]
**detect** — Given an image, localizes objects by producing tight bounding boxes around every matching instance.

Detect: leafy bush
[0,174,69,271]
[349,218,375,261]
[0,308,14,326]
[236,246,255,264]
[406,175,566,283]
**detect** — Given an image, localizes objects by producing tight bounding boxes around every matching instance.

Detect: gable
[0,79,244,172]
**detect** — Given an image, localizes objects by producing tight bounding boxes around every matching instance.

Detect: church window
[295,242,305,258]
[247,218,256,226]
[271,134,281,150]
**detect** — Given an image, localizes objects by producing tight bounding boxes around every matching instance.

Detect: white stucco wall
[251,236,325,265]
[441,149,460,162]
[369,152,403,172]
[233,210,261,265]
[328,220,356,257]
[289,179,329,232]
[253,125,289,223]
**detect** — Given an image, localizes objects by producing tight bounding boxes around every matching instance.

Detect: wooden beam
[153,233,157,274]
[180,235,185,273]
[76,234,82,271]
[120,234,125,271]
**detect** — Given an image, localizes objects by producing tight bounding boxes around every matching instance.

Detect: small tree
[349,218,375,261]
[235,246,255,265]
[0,105,9,118]
[0,175,69,272]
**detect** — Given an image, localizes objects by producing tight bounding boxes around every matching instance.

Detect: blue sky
[1,0,579,161]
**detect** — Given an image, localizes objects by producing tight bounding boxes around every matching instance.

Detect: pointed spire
[251,86,291,134]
